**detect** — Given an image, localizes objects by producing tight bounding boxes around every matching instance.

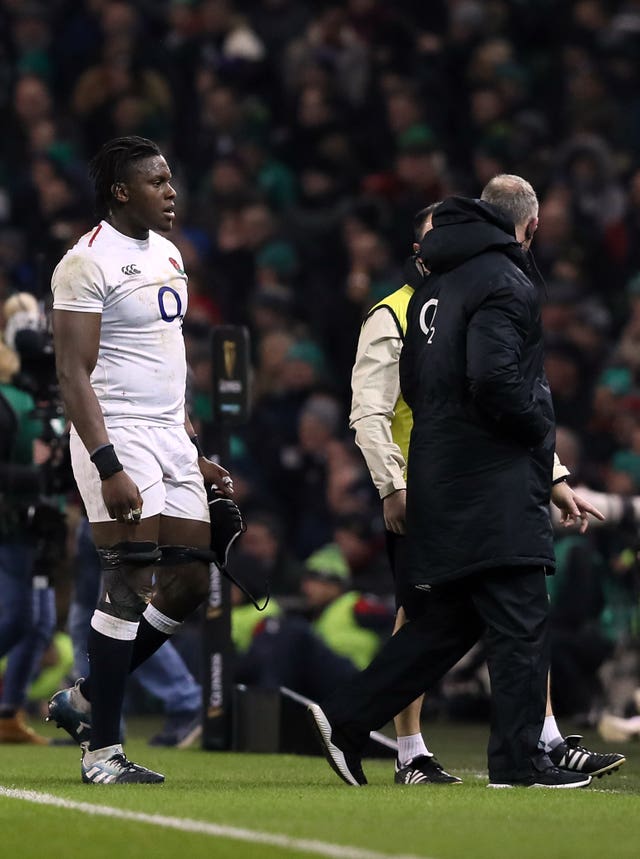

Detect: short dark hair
[413,202,441,241]
[89,136,162,219]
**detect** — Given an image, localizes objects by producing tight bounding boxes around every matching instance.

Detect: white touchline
[0,786,431,859]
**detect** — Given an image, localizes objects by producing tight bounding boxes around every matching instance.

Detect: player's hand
[383,489,407,535]
[101,471,143,524]
[551,482,605,534]
[198,457,234,498]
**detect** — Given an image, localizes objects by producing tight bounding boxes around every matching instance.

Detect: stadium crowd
[2,0,640,737]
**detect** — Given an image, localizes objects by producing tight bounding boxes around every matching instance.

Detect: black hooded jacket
[399,197,555,585]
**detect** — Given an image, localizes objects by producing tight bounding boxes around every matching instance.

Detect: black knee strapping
[97,541,161,622]
[158,545,215,566]
[100,541,162,567]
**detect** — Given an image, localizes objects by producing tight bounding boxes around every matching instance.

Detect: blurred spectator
[275,390,346,557]
[230,536,392,700]
[551,425,640,720]
[545,339,593,432]
[615,170,640,285]
[547,524,614,719]
[70,4,173,153]
[238,137,297,212]
[556,135,625,236]
[195,0,265,84]
[613,273,640,376]
[251,327,296,403]
[227,508,303,598]
[0,339,55,745]
[284,6,371,110]
[333,511,390,596]
[300,542,392,668]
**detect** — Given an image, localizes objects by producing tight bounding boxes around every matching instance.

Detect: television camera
[1,304,72,583]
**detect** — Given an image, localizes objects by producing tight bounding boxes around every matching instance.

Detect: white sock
[397,733,431,766]
[538,715,563,752]
[91,610,139,640]
[144,603,182,635]
[83,744,123,764]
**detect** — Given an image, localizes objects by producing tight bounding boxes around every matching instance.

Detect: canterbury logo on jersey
[121,264,141,276]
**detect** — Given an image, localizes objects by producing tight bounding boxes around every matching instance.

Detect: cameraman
[0,339,55,744]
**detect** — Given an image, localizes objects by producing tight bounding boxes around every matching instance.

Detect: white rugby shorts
[70,425,209,524]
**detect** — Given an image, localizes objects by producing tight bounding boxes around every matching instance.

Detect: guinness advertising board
[201,326,250,750]
[211,326,250,427]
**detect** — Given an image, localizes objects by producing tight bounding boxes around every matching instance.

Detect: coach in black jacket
[308,176,592,789]
[399,193,555,586]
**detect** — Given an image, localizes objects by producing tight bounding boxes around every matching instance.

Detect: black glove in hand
[208,493,246,568]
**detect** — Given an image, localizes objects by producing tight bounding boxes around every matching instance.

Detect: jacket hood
[419,196,523,273]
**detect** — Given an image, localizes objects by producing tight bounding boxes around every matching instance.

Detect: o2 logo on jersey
[419,298,438,343]
[157,285,183,323]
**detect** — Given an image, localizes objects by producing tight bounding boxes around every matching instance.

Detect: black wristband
[90,443,124,481]
[190,434,204,458]
[552,475,568,486]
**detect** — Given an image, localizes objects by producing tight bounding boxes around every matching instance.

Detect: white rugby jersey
[51,220,189,428]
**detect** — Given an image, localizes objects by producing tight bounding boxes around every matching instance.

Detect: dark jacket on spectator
[399,197,555,585]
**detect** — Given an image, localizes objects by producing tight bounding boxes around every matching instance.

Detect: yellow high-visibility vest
[366,285,414,469]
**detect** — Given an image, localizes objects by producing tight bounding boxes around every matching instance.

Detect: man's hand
[198,457,234,498]
[551,481,605,534]
[102,471,143,524]
[383,489,406,535]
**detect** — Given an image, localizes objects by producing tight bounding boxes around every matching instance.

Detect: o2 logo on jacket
[419,298,438,343]
[157,285,183,323]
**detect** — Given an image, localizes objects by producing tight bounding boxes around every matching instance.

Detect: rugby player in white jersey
[48,136,233,784]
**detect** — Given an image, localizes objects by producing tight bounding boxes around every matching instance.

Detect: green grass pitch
[0,717,638,859]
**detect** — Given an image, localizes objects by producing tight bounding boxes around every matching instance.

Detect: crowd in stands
[2,0,640,727]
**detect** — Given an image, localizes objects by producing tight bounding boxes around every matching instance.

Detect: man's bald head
[481,174,539,246]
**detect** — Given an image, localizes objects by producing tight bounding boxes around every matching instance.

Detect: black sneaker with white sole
[82,748,164,784]
[307,703,367,786]
[488,764,591,789]
[548,734,626,778]
[395,754,462,785]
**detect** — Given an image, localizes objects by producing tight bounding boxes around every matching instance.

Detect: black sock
[0,707,16,718]
[80,617,172,703]
[87,626,134,751]
[129,616,171,673]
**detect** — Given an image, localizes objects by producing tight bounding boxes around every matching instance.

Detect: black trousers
[322,565,550,783]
